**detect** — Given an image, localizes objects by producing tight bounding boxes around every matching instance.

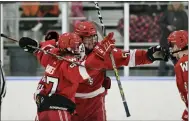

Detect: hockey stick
[0,34,101,71]
[93,2,131,117]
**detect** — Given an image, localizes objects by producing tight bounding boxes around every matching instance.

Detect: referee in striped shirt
[0,60,6,120]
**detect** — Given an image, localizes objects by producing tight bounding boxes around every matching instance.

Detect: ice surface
[1,78,184,120]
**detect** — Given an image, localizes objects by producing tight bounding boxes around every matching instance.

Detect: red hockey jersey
[34,49,85,103]
[33,41,100,103]
[175,55,188,108]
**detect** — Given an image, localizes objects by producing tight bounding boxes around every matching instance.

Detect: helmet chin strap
[170,46,188,54]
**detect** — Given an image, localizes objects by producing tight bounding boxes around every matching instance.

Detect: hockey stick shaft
[93,2,106,36]
[0,34,101,71]
[94,2,131,117]
[1,34,18,42]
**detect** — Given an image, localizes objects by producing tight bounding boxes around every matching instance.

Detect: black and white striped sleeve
[0,61,6,102]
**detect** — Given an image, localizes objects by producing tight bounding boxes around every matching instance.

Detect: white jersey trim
[75,86,105,99]
[128,49,136,67]
[79,61,91,80]
[58,110,64,121]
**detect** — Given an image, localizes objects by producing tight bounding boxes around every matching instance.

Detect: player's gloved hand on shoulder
[147,45,169,62]
[19,37,39,53]
[93,32,115,59]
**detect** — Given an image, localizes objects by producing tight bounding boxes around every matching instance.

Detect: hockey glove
[94,32,115,59]
[102,76,111,89]
[19,37,39,53]
[169,54,178,65]
[45,31,59,42]
[147,45,169,62]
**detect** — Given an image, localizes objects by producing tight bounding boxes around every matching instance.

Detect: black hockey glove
[19,37,39,53]
[147,45,169,62]
[102,76,111,89]
[169,54,178,65]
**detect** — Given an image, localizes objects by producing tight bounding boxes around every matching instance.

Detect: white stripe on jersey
[58,110,63,121]
[63,110,69,121]
[75,87,105,98]
[41,44,55,50]
[79,60,91,80]
[128,49,136,67]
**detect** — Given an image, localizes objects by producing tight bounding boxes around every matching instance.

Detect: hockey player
[72,21,169,121]
[18,32,116,121]
[167,30,188,121]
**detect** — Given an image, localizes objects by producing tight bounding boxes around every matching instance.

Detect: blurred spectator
[21,2,39,17]
[129,2,167,15]
[144,3,168,16]
[69,2,85,31]
[32,2,60,35]
[159,2,188,48]
[117,16,124,37]
[71,2,84,19]
[3,3,17,40]
[129,5,162,42]
[158,2,188,76]
[130,4,147,15]
[19,2,40,30]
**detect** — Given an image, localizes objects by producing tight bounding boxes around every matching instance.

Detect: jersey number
[47,76,59,96]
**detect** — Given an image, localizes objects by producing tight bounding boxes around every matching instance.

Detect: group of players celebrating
[18,20,188,121]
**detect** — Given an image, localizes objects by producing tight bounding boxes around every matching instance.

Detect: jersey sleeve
[34,40,57,67]
[175,64,188,108]
[99,48,153,69]
[82,48,153,70]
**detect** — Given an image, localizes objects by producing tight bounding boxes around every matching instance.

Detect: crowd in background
[117,2,188,43]
[3,2,188,43]
[116,2,188,76]
[20,2,60,35]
